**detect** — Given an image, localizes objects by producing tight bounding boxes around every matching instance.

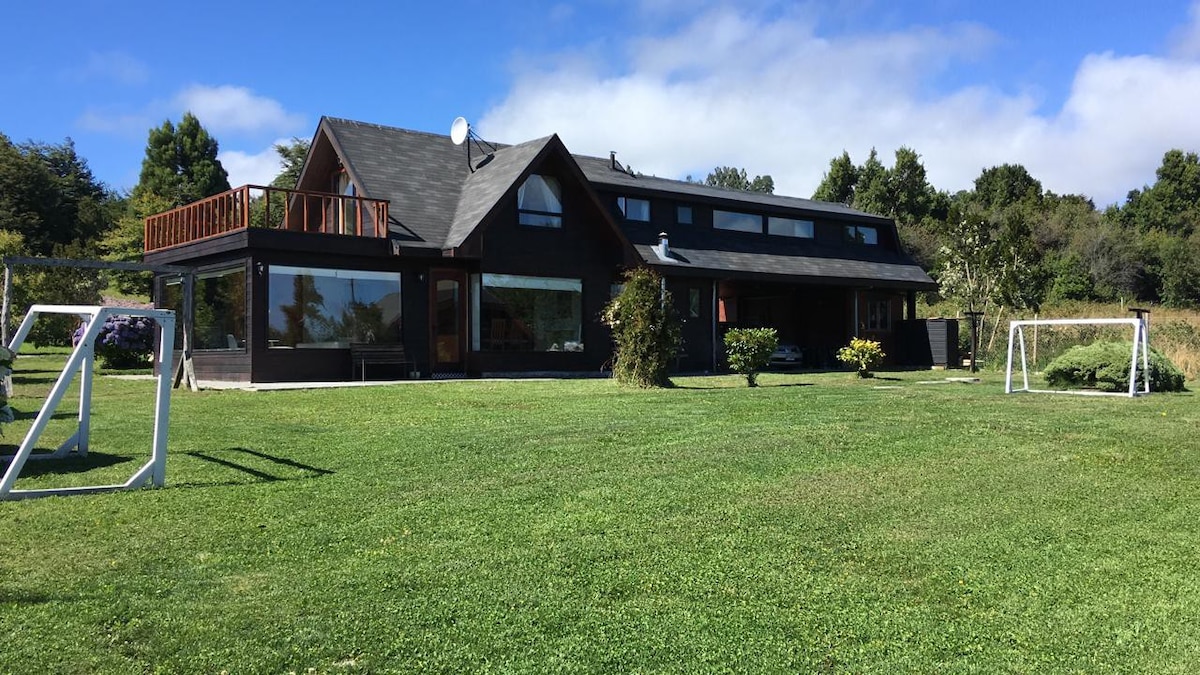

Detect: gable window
[768,216,814,238]
[677,205,692,225]
[845,225,878,245]
[518,174,563,228]
[713,210,762,233]
[618,196,650,222]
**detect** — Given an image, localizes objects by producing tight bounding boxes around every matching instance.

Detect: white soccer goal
[0,305,176,500]
[1005,317,1150,397]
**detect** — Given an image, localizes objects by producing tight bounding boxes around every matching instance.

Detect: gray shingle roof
[635,244,936,288]
[323,118,470,249]
[573,154,891,223]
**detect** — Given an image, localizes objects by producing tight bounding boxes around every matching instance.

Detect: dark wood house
[143,117,936,382]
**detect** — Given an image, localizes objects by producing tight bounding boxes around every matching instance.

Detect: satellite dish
[450,116,469,145]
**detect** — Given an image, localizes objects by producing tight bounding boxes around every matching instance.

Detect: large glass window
[162,267,246,350]
[476,274,582,352]
[768,216,814,238]
[845,225,879,245]
[518,174,563,227]
[713,210,762,233]
[618,196,650,222]
[267,265,402,348]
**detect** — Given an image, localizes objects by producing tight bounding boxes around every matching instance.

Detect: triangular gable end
[446,134,638,263]
[294,117,370,198]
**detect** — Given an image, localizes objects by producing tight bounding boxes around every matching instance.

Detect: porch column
[852,289,860,338]
[906,291,916,320]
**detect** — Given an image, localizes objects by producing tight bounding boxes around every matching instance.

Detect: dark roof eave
[643,260,938,290]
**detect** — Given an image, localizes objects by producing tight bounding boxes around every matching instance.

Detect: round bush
[1043,340,1185,392]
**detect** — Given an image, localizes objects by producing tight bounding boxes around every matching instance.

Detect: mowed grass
[2,362,1199,673]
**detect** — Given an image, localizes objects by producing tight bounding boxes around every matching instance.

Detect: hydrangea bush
[73,315,157,370]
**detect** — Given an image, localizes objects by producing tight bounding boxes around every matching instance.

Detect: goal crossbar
[1005,317,1149,397]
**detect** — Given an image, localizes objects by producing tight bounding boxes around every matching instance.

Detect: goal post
[0,305,176,500]
[1005,317,1150,397]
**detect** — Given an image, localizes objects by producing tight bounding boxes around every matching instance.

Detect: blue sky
[4,0,1200,207]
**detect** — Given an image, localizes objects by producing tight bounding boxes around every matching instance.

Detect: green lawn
[2,362,1199,673]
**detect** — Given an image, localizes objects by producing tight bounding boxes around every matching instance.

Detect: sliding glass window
[267,266,402,348]
[476,274,583,352]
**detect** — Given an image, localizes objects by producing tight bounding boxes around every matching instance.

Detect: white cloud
[219,140,289,188]
[173,85,306,136]
[480,6,1200,207]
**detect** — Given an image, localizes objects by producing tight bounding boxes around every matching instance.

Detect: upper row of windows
[515,174,877,245]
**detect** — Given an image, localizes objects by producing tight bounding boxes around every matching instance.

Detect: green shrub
[723,328,778,387]
[602,268,680,388]
[837,338,885,378]
[1043,340,1185,392]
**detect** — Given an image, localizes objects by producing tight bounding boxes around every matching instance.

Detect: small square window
[677,205,692,225]
[618,197,650,222]
[845,225,878,245]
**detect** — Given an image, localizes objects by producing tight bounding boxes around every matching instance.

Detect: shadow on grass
[0,589,60,606]
[11,408,77,422]
[0,451,132,478]
[176,447,334,487]
[674,382,816,390]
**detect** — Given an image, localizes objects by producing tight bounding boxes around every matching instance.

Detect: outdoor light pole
[964,311,984,373]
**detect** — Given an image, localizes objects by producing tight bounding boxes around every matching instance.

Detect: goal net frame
[1004,317,1149,398]
[0,305,176,500]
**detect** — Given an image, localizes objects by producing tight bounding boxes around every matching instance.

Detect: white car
[769,343,803,368]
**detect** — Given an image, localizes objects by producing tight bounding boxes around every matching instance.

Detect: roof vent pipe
[658,232,670,258]
[610,151,617,170]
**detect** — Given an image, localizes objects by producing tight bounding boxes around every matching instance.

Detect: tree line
[809,147,1200,314]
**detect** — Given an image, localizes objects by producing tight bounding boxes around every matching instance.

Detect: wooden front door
[430,269,467,373]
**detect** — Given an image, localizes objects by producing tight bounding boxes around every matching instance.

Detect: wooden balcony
[144,185,390,253]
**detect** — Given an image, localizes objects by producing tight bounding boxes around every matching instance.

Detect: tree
[850,149,890,216]
[0,134,118,257]
[972,164,1043,212]
[136,112,230,208]
[271,137,310,189]
[812,151,858,204]
[705,166,774,194]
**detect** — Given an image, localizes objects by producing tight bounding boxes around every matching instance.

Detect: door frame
[429,268,469,373]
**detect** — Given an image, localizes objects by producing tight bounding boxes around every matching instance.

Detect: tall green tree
[812,151,858,204]
[271,137,310,189]
[103,113,231,288]
[705,166,774,194]
[850,149,890,216]
[136,112,230,208]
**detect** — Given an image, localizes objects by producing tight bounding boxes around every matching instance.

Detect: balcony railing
[144,185,390,253]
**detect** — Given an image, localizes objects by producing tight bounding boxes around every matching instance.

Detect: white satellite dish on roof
[450,116,469,145]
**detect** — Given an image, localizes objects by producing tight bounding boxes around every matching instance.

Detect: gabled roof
[321,118,470,250]
[445,135,555,249]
